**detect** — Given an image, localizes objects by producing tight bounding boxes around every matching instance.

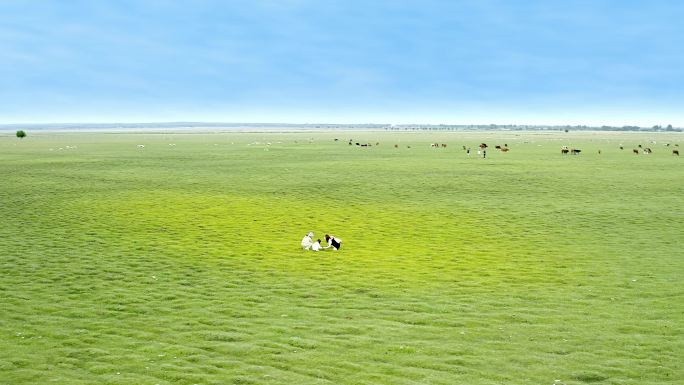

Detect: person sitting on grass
[311,239,324,251]
[301,232,314,250]
[324,234,342,250]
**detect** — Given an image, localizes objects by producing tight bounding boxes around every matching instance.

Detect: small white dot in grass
[631,279,637,282]
[116,372,120,375]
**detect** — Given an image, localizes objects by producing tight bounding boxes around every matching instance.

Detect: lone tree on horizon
[16,130,27,139]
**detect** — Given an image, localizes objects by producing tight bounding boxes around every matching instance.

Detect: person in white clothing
[311,239,323,251]
[301,232,314,250]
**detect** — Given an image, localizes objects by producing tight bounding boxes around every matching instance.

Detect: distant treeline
[386,124,682,132]
[0,122,681,132]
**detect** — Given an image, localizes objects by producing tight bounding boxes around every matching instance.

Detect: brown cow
[633,149,639,154]
[441,143,447,148]
[500,147,510,152]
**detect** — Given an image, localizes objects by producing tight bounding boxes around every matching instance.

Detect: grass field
[1,130,682,385]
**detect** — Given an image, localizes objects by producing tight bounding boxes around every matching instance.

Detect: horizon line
[1,121,681,129]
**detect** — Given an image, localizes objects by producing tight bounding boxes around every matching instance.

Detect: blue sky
[1,0,683,125]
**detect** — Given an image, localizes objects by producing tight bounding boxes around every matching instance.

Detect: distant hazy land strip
[0,122,681,133]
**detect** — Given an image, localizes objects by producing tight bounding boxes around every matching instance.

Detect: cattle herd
[339,138,679,156]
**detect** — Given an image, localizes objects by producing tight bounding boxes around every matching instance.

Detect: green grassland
[1,130,682,385]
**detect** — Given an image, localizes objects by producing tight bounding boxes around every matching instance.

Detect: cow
[376,142,380,146]
[495,145,502,150]
[673,149,680,156]
[638,144,642,148]
[441,143,447,148]
[462,145,466,151]
[644,148,652,154]
[479,143,488,149]
[500,147,510,152]
[571,149,581,155]
[561,148,569,155]
[619,145,624,150]
[633,149,639,154]
[394,144,399,148]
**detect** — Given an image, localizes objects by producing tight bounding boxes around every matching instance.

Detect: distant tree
[16,130,26,139]
[666,124,674,131]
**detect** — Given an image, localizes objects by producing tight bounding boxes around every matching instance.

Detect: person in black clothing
[324,234,342,250]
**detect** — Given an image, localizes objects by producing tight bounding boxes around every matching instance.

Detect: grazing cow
[673,149,679,156]
[619,145,624,150]
[349,140,353,145]
[441,143,447,148]
[137,144,145,148]
[355,142,360,146]
[430,143,437,148]
[334,138,339,141]
[495,145,502,150]
[561,146,569,155]
[633,149,639,154]
[571,149,581,155]
[500,147,510,152]
[394,144,399,148]
[407,145,411,149]
[361,144,368,147]
[644,148,652,154]
[462,145,466,150]
[479,143,488,149]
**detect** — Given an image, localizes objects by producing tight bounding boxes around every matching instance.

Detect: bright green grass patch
[1,131,683,384]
